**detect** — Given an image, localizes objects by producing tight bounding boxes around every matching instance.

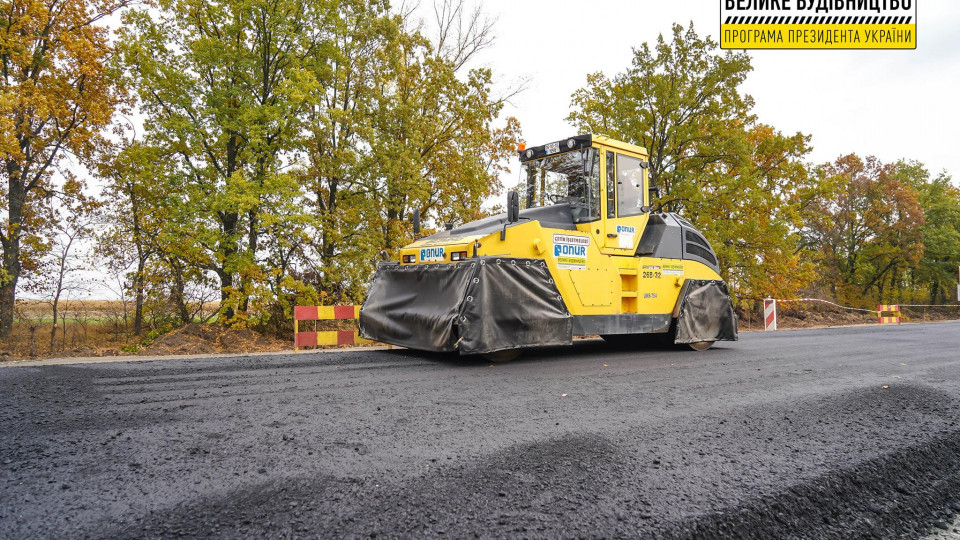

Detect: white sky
[476,0,959,183]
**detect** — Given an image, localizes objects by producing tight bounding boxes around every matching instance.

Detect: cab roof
[518,134,648,163]
[591,135,648,158]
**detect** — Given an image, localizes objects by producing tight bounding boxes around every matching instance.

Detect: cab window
[605,151,616,218]
[519,148,601,223]
[616,154,645,217]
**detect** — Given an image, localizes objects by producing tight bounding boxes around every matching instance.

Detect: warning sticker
[720,0,916,50]
[663,262,684,276]
[616,225,636,249]
[554,234,589,270]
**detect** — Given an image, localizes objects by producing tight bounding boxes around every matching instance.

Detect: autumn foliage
[2,9,959,351]
[569,23,959,308]
[1,0,131,338]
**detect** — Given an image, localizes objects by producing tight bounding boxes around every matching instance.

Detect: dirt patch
[50,347,122,358]
[135,323,290,356]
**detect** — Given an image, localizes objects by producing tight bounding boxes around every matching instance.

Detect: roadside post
[763,298,777,331]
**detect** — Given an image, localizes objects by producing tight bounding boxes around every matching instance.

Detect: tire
[602,319,713,351]
[686,341,714,351]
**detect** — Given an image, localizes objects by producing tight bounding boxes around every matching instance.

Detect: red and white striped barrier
[763,298,777,331]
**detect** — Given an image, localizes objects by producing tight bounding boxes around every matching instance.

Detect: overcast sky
[471,0,958,186]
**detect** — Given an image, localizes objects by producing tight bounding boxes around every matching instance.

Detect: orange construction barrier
[877,305,902,325]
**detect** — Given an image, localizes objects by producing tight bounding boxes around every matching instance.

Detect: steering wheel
[543,192,561,204]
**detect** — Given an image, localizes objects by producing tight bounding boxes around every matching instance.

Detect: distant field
[15,299,220,320]
[4,300,221,360]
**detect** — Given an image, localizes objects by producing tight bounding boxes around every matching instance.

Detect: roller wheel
[686,341,714,351]
[483,349,522,363]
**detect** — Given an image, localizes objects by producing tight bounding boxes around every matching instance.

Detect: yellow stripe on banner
[318,306,335,320]
[354,331,371,345]
[354,305,362,320]
[721,24,916,50]
[317,331,339,346]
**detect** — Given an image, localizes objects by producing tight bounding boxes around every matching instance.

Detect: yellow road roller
[359,134,738,360]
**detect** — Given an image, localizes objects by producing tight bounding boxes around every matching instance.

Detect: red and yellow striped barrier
[878,305,902,325]
[294,305,372,351]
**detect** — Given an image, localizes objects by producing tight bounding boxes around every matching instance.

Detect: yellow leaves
[2,0,129,324]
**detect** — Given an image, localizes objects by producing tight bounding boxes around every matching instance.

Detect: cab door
[602,150,649,255]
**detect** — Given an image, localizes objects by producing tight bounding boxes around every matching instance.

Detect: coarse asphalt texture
[2,322,960,539]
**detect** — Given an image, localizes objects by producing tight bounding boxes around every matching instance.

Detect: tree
[119,0,323,322]
[915,171,960,303]
[298,0,520,301]
[567,22,812,301]
[802,155,925,304]
[96,139,168,334]
[1,0,130,338]
[685,122,817,301]
[43,203,93,352]
[372,0,519,256]
[568,23,754,207]
[298,0,401,301]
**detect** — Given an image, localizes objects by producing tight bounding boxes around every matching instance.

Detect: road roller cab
[359,134,738,359]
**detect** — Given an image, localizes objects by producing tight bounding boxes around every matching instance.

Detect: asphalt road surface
[3,322,960,539]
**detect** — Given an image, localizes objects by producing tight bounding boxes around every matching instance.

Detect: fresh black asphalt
[2,322,960,539]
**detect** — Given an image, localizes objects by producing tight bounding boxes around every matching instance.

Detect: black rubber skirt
[673,280,739,344]
[359,258,573,355]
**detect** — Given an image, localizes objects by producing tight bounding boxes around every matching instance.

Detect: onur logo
[420,247,445,261]
[553,234,590,270]
[554,244,587,257]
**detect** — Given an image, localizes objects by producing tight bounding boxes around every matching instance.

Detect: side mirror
[507,190,520,223]
[412,209,421,236]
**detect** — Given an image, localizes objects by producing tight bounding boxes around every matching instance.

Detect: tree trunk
[241,208,258,314]
[219,133,240,323]
[133,255,146,335]
[129,178,147,336]
[0,278,16,339]
[1,162,25,339]
[169,259,190,326]
[49,296,60,353]
[385,206,398,251]
[217,267,234,322]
